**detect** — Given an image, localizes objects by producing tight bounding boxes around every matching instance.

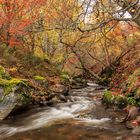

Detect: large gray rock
[0,65,31,120]
[0,85,31,120]
[0,91,17,120]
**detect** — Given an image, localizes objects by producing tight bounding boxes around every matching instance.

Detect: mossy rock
[127,97,136,106]
[102,90,114,105]
[114,95,128,109]
[71,76,87,89]
[0,66,28,89]
[33,75,46,84]
[33,75,48,88]
[0,66,11,80]
[0,85,31,120]
[73,77,85,82]
[34,75,45,81]
[137,101,140,106]
[0,77,28,95]
[60,74,70,81]
[0,81,31,120]
[0,66,31,120]
[0,66,5,76]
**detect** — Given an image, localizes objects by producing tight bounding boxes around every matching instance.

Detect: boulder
[34,75,48,85]
[0,66,31,120]
[0,83,31,120]
[71,77,87,89]
[49,84,69,96]
[51,95,67,104]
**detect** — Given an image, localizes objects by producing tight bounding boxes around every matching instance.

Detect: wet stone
[0,92,18,120]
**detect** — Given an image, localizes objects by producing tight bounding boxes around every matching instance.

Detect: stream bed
[0,83,140,140]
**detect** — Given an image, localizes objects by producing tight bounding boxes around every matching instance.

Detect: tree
[114,0,140,26]
[0,0,46,47]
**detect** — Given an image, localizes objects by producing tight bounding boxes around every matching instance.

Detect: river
[0,83,139,140]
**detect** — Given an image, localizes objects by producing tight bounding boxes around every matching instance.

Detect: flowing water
[0,83,140,140]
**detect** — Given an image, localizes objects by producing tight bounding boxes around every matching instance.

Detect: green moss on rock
[0,66,6,76]
[34,75,45,81]
[102,90,114,105]
[60,74,70,81]
[0,66,11,80]
[0,65,31,120]
[0,65,28,95]
[127,97,136,106]
[114,95,127,109]
[0,76,27,94]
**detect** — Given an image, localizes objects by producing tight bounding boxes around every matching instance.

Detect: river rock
[51,96,63,104]
[0,84,31,120]
[71,77,87,89]
[57,94,67,102]
[132,126,140,135]
[33,75,49,89]
[49,84,69,96]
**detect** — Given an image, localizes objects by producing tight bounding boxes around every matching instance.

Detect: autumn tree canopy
[0,0,139,80]
[0,0,46,47]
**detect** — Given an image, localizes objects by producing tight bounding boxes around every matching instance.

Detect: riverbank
[0,64,88,120]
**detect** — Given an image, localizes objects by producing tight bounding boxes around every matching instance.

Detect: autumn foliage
[0,0,46,47]
[0,0,139,83]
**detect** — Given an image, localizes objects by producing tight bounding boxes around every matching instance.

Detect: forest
[0,0,140,139]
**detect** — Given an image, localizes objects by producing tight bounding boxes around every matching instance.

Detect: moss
[127,97,136,106]
[60,74,70,81]
[114,95,127,109]
[18,92,31,103]
[137,101,140,106]
[102,90,114,105]
[73,76,87,84]
[103,91,128,108]
[0,66,11,80]
[75,77,83,82]
[0,66,6,76]
[34,75,45,81]
[0,77,28,95]
[0,65,30,104]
